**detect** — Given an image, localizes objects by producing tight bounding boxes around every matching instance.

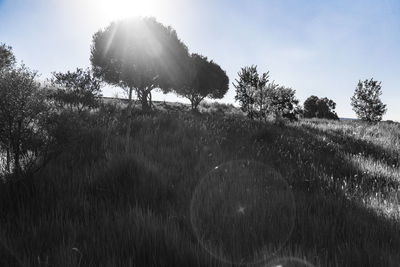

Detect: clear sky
[1,0,399,120]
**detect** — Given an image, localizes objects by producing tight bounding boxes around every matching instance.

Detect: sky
[0,0,399,120]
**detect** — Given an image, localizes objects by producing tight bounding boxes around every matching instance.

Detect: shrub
[50,68,102,113]
[0,65,50,178]
[304,95,339,120]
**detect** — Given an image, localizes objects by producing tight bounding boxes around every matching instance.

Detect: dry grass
[0,105,399,266]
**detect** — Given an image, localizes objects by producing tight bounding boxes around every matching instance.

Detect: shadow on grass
[250,122,400,266]
[298,125,400,196]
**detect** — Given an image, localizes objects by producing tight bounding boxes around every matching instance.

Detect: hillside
[0,103,399,267]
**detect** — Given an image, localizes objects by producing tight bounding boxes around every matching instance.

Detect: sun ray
[90,0,160,22]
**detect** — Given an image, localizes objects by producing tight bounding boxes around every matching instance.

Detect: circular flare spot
[190,160,296,265]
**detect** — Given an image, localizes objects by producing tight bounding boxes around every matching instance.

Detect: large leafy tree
[351,78,387,122]
[177,53,229,110]
[0,65,50,177]
[0,43,15,70]
[50,68,102,113]
[91,17,190,112]
[304,95,338,120]
[233,65,269,120]
[91,17,189,150]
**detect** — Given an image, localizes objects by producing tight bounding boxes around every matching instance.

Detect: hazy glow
[88,0,163,22]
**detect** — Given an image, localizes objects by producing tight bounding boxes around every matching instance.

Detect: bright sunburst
[89,0,162,22]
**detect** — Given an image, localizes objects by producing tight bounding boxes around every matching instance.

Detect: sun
[90,0,161,22]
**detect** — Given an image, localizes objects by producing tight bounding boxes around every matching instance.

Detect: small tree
[267,85,299,121]
[304,95,338,120]
[351,78,387,122]
[0,65,50,177]
[50,68,102,113]
[234,66,299,121]
[0,43,15,70]
[233,65,269,120]
[177,54,229,111]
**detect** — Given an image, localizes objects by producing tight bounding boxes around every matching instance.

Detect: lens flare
[190,160,296,265]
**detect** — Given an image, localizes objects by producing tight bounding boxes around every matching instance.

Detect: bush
[303,95,339,120]
[0,65,50,178]
[49,68,102,113]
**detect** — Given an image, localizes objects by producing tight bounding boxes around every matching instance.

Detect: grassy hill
[0,102,399,266]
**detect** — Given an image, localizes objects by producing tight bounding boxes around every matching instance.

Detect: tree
[303,95,319,118]
[303,95,338,120]
[0,65,50,177]
[91,17,189,112]
[233,66,299,121]
[0,43,16,70]
[351,78,387,122]
[91,17,189,150]
[50,68,102,113]
[233,65,269,120]
[267,85,299,121]
[176,54,229,110]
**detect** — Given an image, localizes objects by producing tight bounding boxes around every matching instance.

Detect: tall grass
[0,107,399,266]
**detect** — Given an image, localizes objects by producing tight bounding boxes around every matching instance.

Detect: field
[0,102,399,267]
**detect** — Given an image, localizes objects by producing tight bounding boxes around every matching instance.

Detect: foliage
[199,101,242,115]
[0,43,15,70]
[233,66,299,121]
[176,53,229,110]
[50,68,102,113]
[351,78,387,122]
[233,65,269,120]
[90,17,190,112]
[0,65,50,177]
[266,84,299,121]
[304,95,339,120]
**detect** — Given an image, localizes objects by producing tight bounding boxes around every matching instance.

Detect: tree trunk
[13,120,23,177]
[147,91,154,110]
[6,145,10,173]
[191,95,203,112]
[125,87,133,153]
[13,145,21,178]
[193,101,200,111]
[190,99,195,111]
[141,90,150,112]
[259,91,263,122]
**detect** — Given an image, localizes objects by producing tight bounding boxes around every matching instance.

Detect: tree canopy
[176,53,229,110]
[0,43,15,70]
[90,17,190,111]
